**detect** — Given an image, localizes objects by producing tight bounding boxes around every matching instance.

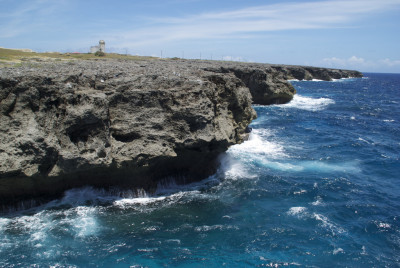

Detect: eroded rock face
[0,59,362,204]
[0,60,258,203]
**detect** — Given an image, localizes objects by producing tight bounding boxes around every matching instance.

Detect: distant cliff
[0,59,362,205]
[202,62,362,104]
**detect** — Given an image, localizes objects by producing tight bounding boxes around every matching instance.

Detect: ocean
[1,73,399,267]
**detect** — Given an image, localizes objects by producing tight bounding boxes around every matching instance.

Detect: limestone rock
[0,59,362,204]
[0,59,257,203]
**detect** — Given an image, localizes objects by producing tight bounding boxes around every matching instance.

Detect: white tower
[99,40,105,52]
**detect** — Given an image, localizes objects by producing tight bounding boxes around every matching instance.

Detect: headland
[0,53,362,206]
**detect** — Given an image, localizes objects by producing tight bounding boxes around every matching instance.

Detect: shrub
[94,51,105,57]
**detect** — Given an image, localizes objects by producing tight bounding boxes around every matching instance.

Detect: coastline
[0,58,362,207]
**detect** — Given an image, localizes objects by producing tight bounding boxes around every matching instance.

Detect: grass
[0,47,158,67]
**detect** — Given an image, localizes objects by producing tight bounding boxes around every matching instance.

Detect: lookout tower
[99,40,105,52]
[90,40,106,53]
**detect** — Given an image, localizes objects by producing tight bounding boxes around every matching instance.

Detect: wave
[286,207,346,235]
[0,179,223,251]
[258,158,360,174]
[279,95,335,111]
[228,129,287,159]
[287,207,307,217]
[332,77,359,82]
[223,129,289,179]
[0,203,102,254]
[227,127,359,175]
[288,77,357,82]
[313,213,346,235]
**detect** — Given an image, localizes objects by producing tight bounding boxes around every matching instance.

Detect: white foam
[0,210,61,250]
[72,207,99,237]
[165,239,181,245]
[228,129,287,159]
[113,187,215,212]
[302,160,360,173]
[222,159,256,180]
[358,137,374,145]
[114,196,167,207]
[223,129,289,179]
[378,222,391,229]
[258,159,302,172]
[280,95,335,111]
[0,218,9,231]
[194,224,238,232]
[56,206,101,238]
[312,196,323,206]
[361,245,367,255]
[2,198,101,243]
[0,218,12,252]
[259,159,359,174]
[137,248,158,252]
[293,190,307,195]
[289,78,356,82]
[287,207,307,217]
[333,248,344,255]
[313,213,345,235]
[60,187,112,205]
[332,77,357,82]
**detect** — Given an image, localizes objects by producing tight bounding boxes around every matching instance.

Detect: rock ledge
[0,59,362,205]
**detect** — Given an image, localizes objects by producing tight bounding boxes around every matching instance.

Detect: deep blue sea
[1,73,399,267]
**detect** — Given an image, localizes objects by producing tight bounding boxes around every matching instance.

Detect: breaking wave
[279,94,335,111]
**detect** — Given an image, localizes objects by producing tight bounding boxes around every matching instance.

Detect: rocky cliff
[0,59,362,205]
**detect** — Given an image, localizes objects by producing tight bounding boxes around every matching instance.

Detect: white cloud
[322,56,400,71]
[108,0,400,47]
[222,56,245,62]
[322,56,371,68]
[323,57,347,66]
[348,56,366,65]
[380,58,400,67]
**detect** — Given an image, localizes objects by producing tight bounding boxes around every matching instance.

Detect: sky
[1,0,400,73]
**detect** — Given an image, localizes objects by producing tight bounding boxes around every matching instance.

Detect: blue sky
[1,0,400,73]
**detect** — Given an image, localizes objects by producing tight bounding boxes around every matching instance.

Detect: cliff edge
[0,59,362,204]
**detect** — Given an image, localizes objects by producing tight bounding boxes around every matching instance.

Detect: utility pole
[161,50,163,59]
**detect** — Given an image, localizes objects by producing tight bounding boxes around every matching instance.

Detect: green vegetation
[94,51,106,57]
[0,47,157,67]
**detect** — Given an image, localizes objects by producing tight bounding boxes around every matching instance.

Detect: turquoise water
[1,73,399,267]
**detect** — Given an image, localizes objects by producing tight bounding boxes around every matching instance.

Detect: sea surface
[1,73,399,267]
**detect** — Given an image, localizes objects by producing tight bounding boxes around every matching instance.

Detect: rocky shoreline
[0,59,362,206]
